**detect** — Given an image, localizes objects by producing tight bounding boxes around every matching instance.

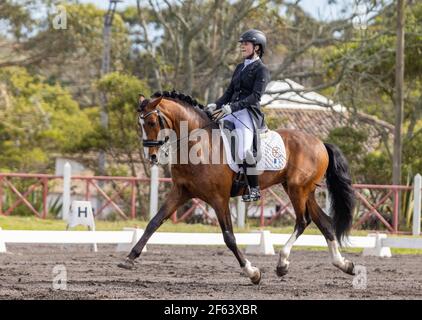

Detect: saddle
[219,121,287,197]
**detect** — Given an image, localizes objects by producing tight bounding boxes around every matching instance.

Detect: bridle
[138,108,170,148]
[138,99,217,157]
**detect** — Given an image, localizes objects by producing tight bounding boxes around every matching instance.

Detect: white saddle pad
[220,125,287,173]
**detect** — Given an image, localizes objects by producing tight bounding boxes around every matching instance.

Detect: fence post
[260,191,265,227]
[149,165,159,220]
[413,174,421,236]
[131,181,136,220]
[0,176,3,215]
[393,188,399,233]
[237,196,245,228]
[85,179,91,201]
[62,162,71,221]
[42,178,48,219]
[325,188,331,216]
[0,227,6,253]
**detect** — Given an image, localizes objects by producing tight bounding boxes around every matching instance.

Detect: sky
[78,0,354,21]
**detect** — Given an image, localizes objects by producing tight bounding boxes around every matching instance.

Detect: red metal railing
[0,173,217,224]
[0,173,56,219]
[353,184,412,233]
[0,173,151,220]
[256,183,414,234]
[0,172,415,233]
[158,177,217,225]
[72,175,151,219]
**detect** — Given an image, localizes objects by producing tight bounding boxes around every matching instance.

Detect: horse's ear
[149,96,163,109]
[137,94,149,112]
[138,94,145,103]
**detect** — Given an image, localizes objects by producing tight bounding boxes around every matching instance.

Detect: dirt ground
[0,244,421,300]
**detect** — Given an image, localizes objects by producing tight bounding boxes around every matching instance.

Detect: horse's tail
[324,143,356,246]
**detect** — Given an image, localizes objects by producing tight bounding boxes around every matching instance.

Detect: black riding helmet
[238,29,267,57]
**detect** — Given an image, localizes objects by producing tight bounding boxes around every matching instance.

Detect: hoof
[333,260,355,275]
[276,265,289,277]
[344,260,355,275]
[118,258,135,270]
[250,269,262,285]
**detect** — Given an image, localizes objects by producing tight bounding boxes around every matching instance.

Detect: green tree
[0,66,93,172]
[326,126,369,182]
[324,2,422,182]
[94,72,151,178]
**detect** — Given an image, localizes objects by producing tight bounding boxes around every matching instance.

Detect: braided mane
[151,90,205,110]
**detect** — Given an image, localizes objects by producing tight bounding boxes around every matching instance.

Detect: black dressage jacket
[215,58,271,158]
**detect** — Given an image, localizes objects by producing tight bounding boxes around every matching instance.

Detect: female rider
[206,29,271,202]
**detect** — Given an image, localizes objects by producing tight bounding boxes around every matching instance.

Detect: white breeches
[223,108,254,162]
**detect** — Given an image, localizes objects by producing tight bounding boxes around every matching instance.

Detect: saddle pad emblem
[219,125,287,173]
[271,146,283,158]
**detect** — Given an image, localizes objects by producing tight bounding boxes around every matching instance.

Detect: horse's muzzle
[149,154,158,165]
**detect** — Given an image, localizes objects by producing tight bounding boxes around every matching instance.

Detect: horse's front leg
[118,185,189,270]
[211,197,261,285]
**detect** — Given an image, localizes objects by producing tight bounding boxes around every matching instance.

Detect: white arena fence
[1,228,422,257]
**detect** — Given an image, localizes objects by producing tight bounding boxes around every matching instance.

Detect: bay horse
[118,91,356,285]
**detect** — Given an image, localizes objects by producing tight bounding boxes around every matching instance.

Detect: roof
[261,79,393,151]
[262,79,345,112]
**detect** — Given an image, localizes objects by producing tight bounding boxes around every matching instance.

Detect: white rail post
[0,227,6,253]
[62,162,71,221]
[116,228,146,252]
[237,197,246,228]
[325,188,331,216]
[149,165,159,220]
[362,233,391,257]
[245,230,275,255]
[413,174,421,236]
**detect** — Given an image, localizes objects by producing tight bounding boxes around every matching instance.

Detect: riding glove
[205,103,217,113]
[211,104,232,122]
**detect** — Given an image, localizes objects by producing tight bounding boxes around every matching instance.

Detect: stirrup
[242,187,261,202]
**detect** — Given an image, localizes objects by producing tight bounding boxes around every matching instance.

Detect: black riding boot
[242,163,261,202]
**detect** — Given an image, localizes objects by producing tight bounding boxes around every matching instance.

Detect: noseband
[138,109,170,147]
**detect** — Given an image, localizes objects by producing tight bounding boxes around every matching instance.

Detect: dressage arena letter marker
[67,201,97,252]
[78,206,88,218]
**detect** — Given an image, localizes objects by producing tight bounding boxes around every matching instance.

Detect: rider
[206,29,271,202]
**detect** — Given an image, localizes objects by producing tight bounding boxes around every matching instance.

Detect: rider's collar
[243,56,260,69]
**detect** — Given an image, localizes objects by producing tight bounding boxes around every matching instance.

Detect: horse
[117,90,356,285]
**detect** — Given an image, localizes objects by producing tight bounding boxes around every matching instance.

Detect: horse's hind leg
[307,192,355,275]
[276,185,312,277]
[211,198,261,285]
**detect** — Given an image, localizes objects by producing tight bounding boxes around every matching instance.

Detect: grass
[0,215,220,232]
[0,215,369,234]
[1,215,421,254]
